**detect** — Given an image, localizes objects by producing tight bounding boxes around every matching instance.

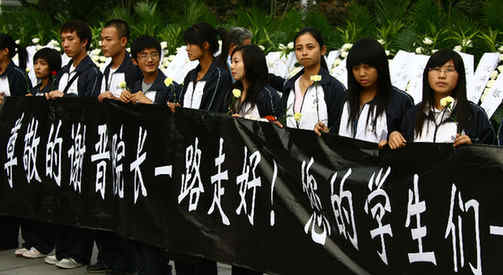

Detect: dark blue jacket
[103,53,142,91]
[132,70,180,105]
[55,55,102,97]
[223,84,282,117]
[177,61,233,113]
[1,62,30,96]
[401,101,497,145]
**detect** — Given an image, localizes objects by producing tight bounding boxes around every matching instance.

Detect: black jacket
[55,55,102,97]
[102,53,142,91]
[223,84,282,117]
[132,70,180,105]
[1,62,30,96]
[29,81,53,96]
[177,61,232,113]
[270,67,346,130]
[401,101,497,145]
[334,87,413,137]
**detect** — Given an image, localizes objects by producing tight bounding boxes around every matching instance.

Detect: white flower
[499,54,503,62]
[498,65,503,73]
[126,48,131,53]
[462,39,473,48]
[294,112,302,122]
[160,41,168,49]
[287,42,294,50]
[440,96,454,107]
[453,45,462,52]
[98,56,107,63]
[162,59,170,67]
[385,50,391,56]
[340,51,348,58]
[15,39,20,45]
[91,56,100,63]
[167,55,175,62]
[32,38,40,44]
[91,49,101,56]
[98,41,102,46]
[310,75,322,82]
[377,39,385,45]
[119,81,127,89]
[258,45,265,51]
[54,46,61,52]
[25,67,30,73]
[49,39,59,47]
[164,77,173,87]
[35,45,42,51]
[332,58,342,68]
[342,43,353,51]
[279,43,287,51]
[415,47,423,54]
[232,89,241,98]
[431,49,438,54]
[422,37,433,45]
[490,71,499,80]
[499,45,503,53]
[487,80,496,88]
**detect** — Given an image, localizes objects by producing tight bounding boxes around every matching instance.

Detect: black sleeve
[471,105,497,145]
[213,72,233,114]
[400,107,417,142]
[82,67,102,97]
[268,73,286,92]
[9,70,29,96]
[257,87,282,118]
[326,80,346,134]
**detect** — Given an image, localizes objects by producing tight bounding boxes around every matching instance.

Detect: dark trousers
[95,230,136,272]
[55,225,93,264]
[232,266,262,275]
[0,216,19,250]
[175,259,217,275]
[135,241,171,275]
[20,219,55,254]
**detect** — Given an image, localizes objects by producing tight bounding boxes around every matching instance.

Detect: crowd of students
[0,17,498,275]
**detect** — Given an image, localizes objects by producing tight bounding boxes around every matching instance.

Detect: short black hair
[104,19,130,40]
[33,47,62,72]
[60,20,92,50]
[183,22,219,54]
[131,35,161,60]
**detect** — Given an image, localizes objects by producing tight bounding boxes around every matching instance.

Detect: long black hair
[293,27,328,70]
[345,38,392,132]
[415,49,469,137]
[230,44,268,114]
[0,34,28,70]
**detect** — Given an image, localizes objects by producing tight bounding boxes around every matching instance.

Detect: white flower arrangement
[258,45,265,51]
[453,45,462,52]
[422,37,433,45]
[377,39,385,45]
[341,43,353,51]
[160,41,168,50]
[462,39,473,48]
[499,45,503,53]
[287,42,294,50]
[415,47,424,54]
[32,38,40,44]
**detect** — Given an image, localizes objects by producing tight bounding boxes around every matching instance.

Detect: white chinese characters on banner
[4,113,24,188]
[236,147,262,226]
[67,123,87,193]
[111,125,125,198]
[23,117,41,183]
[130,126,148,204]
[302,157,331,246]
[330,168,358,250]
[46,121,63,186]
[91,124,110,200]
[208,138,230,226]
[178,137,204,211]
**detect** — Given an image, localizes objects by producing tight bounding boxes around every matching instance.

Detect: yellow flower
[164,77,173,87]
[294,112,302,122]
[440,96,454,108]
[232,89,241,98]
[119,81,127,89]
[310,75,322,82]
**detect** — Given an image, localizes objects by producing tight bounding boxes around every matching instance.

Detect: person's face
[230,50,245,81]
[136,48,160,74]
[61,31,86,58]
[352,64,378,88]
[294,33,326,68]
[428,59,459,96]
[186,43,204,61]
[101,27,126,58]
[34,58,50,79]
[0,48,9,62]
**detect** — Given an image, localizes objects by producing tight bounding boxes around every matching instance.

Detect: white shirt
[100,68,126,98]
[338,102,388,143]
[285,80,328,130]
[58,64,79,95]
[414,105,459,143]
[0,75,10,96]
[183,81,206,109]
[239,103,265,121]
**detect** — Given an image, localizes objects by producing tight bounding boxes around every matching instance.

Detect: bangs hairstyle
[104,19,130,40]
[183,22,219,55]
[0,33,28,69]
[60,20,92,50]
[415,49,469,137]
[230,44,268,113]
[293,27,328,70]
[131,36,161,60]
[345,38,392,132]
[34,47,62,72]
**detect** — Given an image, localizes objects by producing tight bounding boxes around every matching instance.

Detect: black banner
[1,96,503,275]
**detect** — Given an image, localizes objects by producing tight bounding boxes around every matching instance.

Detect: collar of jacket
[62,55,95,74]
[283,66,332,92]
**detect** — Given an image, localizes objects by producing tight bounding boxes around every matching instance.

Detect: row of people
[0,18,497,275]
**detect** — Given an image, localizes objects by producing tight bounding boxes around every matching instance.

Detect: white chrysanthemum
[431,49,438,54]
[35,45,43,51]
[490,71,499,80]
[453,45,462,52]
[498,45,503,53]
[160,41,168,50]
[332,58,342,68]
[49,39,59,47]
[98,56,107,63]
[340,51,348,58]
[287,42,294,49]
[32,38,40,44]
[385,50,391,56]
[15,39,20,45]
[342,43,353,51]
[91,49,101,56]
[462,39,473,48]
[278,43,287,51]
[415,47,423,54]
[258,45,265,51]
[377,39,385,45]
[422,37,433,45]
[167,55,175,62]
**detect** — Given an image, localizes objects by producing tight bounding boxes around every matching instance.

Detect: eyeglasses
[429,66,457,74]
[137,52,160,60]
